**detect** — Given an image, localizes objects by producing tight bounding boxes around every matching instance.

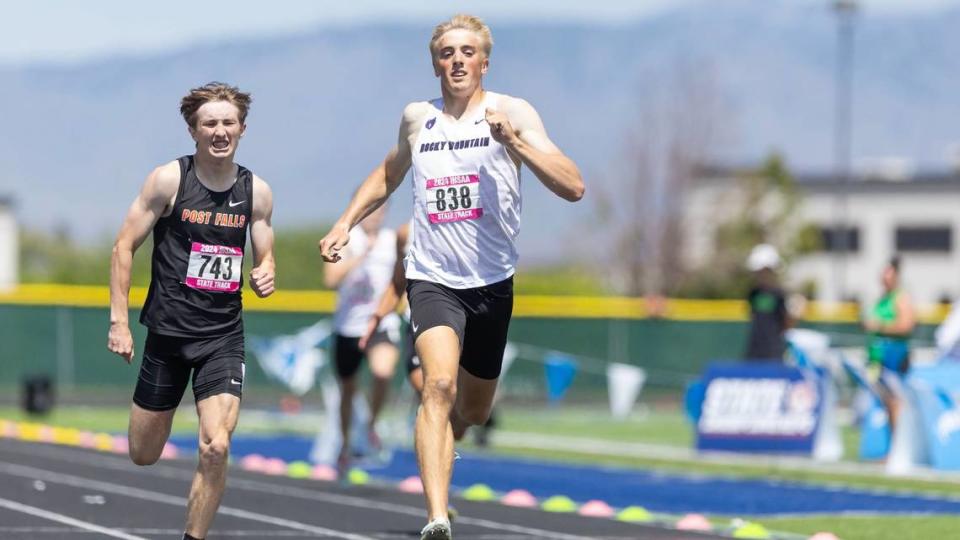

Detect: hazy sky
[3,0,958,65]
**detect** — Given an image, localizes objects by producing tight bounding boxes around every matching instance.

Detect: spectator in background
[864,255,914,374]
[744,244,791,362]
[863,255,915,429]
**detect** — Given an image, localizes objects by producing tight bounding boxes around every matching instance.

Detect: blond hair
[179,82,252,128]
[429,14,493,58]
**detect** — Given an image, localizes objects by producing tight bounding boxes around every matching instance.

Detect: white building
[685,168,960,306]
[0,197,17,291]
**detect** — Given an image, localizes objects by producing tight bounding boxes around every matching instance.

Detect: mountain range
[1,0,957,264]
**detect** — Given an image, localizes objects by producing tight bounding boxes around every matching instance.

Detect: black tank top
[140,155,253,337]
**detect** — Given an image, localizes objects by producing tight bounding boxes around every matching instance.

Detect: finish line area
[0,437,721,540]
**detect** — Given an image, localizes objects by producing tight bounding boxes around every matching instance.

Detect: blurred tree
[20,225,330,289]
[596,60,730,297]
[676,153,821,298]
[240,225,328,291]
[20,229,150,286]
[513,267,607,296]
[19,225,608,295]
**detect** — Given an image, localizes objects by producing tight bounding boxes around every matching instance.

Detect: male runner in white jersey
[360,221,497,448]
[324,205,401,473]
[319,15,584,540]
[108,82,276,540]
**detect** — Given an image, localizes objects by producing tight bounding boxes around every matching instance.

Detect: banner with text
[695,362,823,453]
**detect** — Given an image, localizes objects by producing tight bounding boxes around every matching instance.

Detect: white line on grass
[493,430,960,485]
[0,463,376,540]
[753,510,960,519]
[0,496,150,540]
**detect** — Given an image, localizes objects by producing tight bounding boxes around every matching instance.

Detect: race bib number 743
[185,242,243,293]
[426,174,483,224]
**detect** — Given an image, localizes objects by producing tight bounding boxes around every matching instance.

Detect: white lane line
[226,475,600,540]
[0,527,348,537]
[0,496,150,540]
[0,529,630,540]
[0,463,375,540]
[0,443,599,540]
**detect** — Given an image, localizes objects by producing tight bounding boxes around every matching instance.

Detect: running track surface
[0,438,727,540]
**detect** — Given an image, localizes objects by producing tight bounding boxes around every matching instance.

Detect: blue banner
[909,363,960,470]
[694,362,823,453]
[839,359,891,460]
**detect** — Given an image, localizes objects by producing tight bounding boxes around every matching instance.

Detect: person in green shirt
[863,255,915,430]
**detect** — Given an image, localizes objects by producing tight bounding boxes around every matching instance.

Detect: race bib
[185,242,243,293]
[425,174,483,224]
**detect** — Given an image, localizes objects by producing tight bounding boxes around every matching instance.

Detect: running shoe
[335,451,351,482]
[367,427,383,453]
[420,518,452,540]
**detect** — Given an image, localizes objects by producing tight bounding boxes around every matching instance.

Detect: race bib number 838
[426,174,483,224]
[185,242,243,293]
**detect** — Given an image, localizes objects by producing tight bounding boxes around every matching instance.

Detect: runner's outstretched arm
[485,97,584,202]
[319,103,430,263]
[108,162,180,363]
[249,175,276,298]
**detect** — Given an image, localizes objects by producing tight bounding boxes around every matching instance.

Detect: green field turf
[756,516,960,540]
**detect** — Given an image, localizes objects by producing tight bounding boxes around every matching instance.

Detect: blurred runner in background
[324,205,401,474]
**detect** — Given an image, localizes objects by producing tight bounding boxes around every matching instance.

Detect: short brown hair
[179,82,252,127]
[429,14,493,58]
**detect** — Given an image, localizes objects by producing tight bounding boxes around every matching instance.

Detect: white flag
[607,363,646,419]
[249,321,331,396]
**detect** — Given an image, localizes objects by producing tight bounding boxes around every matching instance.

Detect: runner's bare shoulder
[495,94,537,121]
[250,174,273,220]
[149,160,182,193]
[143,160,182,211]
[400,101,434,135]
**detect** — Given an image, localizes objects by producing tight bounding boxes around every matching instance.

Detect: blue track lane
[170,434,960,516]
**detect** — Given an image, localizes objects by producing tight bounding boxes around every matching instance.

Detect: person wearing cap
[744,244,791,362]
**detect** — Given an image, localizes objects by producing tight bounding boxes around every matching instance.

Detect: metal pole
[832,0,857,302]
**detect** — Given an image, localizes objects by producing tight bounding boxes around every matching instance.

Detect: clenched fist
[485,107,518,147]
[251,266,275,297]
[107,322,135,364]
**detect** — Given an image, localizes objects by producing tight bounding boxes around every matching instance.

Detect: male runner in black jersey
[107,82,275,540]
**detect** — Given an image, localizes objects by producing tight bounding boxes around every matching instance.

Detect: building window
[819,226,860,253]
[895,226,952,252]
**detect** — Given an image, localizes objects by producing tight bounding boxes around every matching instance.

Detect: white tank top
[405,91,521,289]
[402,219,413,321]
[333,227,400,337]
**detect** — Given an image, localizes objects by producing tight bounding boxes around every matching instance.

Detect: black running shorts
[133,328,246,411]
[333,330,395,379]
[406,276,514,380]
[401,323,421,375]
